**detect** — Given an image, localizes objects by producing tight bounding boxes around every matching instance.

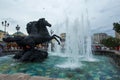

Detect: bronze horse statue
[3,18,61,49]
[25,18,61,47]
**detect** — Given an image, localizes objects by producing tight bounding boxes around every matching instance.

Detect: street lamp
[16,25,20,36]
[1,20,9,36]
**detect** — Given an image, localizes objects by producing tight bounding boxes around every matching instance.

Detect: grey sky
[0,0,120,36]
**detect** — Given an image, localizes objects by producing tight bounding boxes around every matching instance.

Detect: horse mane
[36,19,44,33]
[26,18,46,35]
[26,18,50,37]
[26,21,37,35]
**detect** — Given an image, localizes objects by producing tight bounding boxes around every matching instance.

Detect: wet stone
[0,74,9,80]
[0,73,65,80]
[66,72,74,78]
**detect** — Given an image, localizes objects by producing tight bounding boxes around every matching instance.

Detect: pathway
[0,73,64,80]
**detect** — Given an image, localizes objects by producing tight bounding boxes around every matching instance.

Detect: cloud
[87,0,120,37]
[0,0,120,36]
[91,27,115,36]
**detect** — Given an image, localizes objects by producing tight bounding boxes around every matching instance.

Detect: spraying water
[55,16,94,69]
[50,0,96,69]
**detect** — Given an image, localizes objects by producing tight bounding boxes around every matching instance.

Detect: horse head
[38,18,51,27]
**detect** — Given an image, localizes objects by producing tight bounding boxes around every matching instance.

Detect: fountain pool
[0,54,120,80]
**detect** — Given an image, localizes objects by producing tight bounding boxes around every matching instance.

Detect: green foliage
[113,22,120,34]
[101,37,120,47]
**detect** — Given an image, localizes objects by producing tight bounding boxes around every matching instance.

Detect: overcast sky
[0,0,120,36]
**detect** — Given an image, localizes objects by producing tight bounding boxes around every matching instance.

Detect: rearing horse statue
[3,18,61,49]
[23,18,61,48]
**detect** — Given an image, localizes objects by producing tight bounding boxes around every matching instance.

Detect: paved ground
[0,73,64,80]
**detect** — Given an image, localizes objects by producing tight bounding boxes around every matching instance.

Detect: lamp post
[16,25,20,36]
[1,20,9,36]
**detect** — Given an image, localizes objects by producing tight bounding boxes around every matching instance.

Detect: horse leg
[52,34,62,41]
[51,36,61,45]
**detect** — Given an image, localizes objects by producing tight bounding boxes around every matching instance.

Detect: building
[12,31,27,37]
[92,33,109,44]
[0,30,5,41]
[60,33,66,51]
[115,32,120,39]
[60,33,66,42]
[0,31,26,51]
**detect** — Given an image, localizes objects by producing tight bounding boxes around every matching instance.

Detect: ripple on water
[0,55,120,80]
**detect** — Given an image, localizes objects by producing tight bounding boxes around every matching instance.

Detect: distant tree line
[101,37,120,48]
[101,22,120,49]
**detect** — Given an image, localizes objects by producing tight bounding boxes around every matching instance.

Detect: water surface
[0,55,120,80]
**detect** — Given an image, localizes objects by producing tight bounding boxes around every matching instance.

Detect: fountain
[51,16,96,69]
[0,17,120,79]
[0,1,120,80]
[3,18,61,62]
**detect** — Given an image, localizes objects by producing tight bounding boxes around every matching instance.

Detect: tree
[113,22,120,34]
[101,37,120,48]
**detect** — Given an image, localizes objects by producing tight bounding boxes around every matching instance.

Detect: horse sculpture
[24,18,62,48]
[3,18,62,62]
